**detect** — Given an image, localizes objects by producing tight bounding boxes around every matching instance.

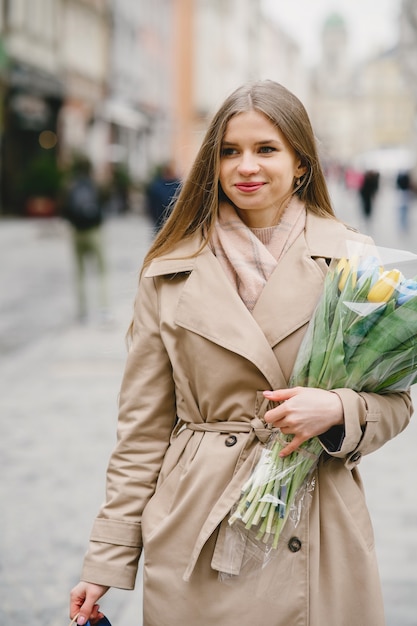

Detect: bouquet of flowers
[228,243,417,553]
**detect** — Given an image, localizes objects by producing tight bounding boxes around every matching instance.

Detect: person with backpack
[63,156,110,323]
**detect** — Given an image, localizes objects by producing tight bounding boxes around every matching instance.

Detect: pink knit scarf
[210,196,306,311]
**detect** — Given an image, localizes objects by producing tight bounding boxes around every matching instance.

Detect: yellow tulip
[337,257,357,291]
[367,269,402,303]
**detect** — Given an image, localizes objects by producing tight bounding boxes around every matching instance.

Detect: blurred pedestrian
[62,156,110,323]
[396,170,413,232]
[69,80,411,626]
[358,169,379,223]
[145,162,181,233]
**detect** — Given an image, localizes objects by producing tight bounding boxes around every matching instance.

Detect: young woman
[70,80,412,626]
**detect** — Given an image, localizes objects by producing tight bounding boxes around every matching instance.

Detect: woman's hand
[263,387,344,457]
[70,581,110,625]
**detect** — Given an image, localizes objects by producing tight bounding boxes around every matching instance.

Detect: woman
[70,80,412,626]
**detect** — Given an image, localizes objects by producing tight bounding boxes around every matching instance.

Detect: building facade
[59,0,110,178]
[104,0,175,183]
[0,2,415,216]
[0,0,177,215]
[0,0,64,215]
[172,0,305,175]
[310,11,416,175]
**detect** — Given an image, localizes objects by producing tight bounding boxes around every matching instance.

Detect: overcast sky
[262,0,402,65]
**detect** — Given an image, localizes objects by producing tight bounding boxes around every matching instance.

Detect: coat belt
[185,417,273,443]
[173,391,275,444]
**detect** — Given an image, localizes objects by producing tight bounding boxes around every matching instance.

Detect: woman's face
[219,110,306,227]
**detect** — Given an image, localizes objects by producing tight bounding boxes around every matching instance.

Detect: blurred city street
[1,181,417,626]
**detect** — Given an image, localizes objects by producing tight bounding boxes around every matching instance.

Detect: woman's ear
[295,161,308,178]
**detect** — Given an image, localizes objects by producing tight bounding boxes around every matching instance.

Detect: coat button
[288,536,302,553]
[350,451,362,463]
[225,435,237,447]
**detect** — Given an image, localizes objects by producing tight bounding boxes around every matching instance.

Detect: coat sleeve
[319,388,413,469]
[81,274,177,589]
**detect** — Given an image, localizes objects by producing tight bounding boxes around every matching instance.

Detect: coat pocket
[143,430,205,541]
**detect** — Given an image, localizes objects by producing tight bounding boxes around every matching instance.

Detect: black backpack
[66,176,102,230]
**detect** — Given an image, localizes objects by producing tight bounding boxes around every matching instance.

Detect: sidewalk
[1,211,416,625]
[0,214,149,625]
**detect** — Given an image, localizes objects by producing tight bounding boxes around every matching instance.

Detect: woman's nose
[237,151,260,175]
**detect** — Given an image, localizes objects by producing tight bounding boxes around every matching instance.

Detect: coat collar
[144,214,365,389]
[145,213,361,277]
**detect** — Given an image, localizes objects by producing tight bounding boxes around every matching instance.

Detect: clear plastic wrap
[219,431,320,582]
[290,241,417,393]
[222,242,417,579]
[228,431,320,547]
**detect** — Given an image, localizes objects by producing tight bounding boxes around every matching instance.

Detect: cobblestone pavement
[1,189,417,625]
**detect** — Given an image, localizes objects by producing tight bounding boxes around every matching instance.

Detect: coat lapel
[145,215,366,389]
[146,235,287,388]
[174,247,287,390]
[251,233,325,347]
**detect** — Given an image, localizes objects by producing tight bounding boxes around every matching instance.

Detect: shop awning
[100,100,149,130]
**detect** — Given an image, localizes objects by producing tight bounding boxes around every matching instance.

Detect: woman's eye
[220,147,237,156]
[259,146,275,154]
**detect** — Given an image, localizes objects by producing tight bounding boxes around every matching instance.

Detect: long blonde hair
[143,79,335,271]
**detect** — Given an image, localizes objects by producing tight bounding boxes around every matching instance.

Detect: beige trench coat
[82,212,412,626]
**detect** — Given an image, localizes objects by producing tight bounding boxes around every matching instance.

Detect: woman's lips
[234,182,265,192]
